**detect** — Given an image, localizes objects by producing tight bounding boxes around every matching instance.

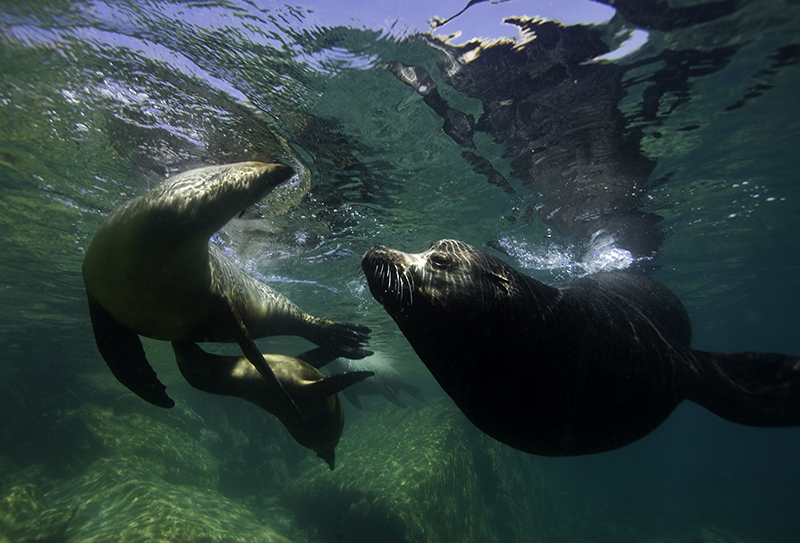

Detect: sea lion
[327,356,424,410]
[83,162,371,411]
[362,239,800,456]
[172,342,373,469]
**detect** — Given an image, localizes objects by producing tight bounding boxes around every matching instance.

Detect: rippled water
[2,0,799,542]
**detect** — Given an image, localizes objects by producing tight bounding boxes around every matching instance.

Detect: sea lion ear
[487,272,511,293]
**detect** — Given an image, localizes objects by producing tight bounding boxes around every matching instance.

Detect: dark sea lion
[327,356,424,410]
[83,162,371,411]
[362,239,800,456]
[172,342,373,469]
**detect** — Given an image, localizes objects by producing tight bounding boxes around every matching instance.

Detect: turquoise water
[1,1,799,542]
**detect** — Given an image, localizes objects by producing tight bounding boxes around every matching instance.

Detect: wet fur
[363,239,800,456]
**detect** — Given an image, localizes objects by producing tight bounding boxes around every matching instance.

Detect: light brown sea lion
[172,342,373,469]
[362,239,800,456]
[82,162,371,411]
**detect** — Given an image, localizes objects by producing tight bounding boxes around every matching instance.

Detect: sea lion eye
[429,253,452,269]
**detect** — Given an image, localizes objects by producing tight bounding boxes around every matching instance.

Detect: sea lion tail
[689,350,800,426]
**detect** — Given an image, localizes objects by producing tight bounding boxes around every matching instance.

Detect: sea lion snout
[362,246,419,311]
[362,245,411,266]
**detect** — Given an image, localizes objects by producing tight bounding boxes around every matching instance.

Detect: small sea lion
[327,356,424,410]
[83,162,371,411]
[172,342,373,469]
[362,239,800,456]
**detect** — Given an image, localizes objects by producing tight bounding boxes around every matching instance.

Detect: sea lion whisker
[396,266,404,307]
[405,269,414,307]
[377,262,386,290]
[400,268,412,306]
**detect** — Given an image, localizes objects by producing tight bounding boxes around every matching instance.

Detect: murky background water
[1,1,799,542]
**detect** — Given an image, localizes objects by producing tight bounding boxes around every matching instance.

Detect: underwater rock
[74,403,220,488]
[696,526,757,543]
[0,364,325,501]
[45,458,294,543]
[281,398,549,543]
[0,366,230,482]
[0,482,76,543]
[0,375,318,543]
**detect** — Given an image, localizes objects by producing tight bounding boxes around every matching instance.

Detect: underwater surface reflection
[1,0,799,542]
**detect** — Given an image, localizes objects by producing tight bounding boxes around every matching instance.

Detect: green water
[1,1,799,542]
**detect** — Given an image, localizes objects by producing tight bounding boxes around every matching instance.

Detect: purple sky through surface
[294,0,616,41]
[285,0,646,60]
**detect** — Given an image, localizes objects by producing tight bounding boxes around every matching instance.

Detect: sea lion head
[362,239,519,321]
[362,239,545,442]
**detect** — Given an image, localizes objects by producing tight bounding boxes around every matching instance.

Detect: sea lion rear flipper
[689,350,800,426]
[221,294,303,417]
[380,386,408,408]
[344,389,364,410]
[307,371,375,400]
[87,297,174,408]
[401,383,425,402]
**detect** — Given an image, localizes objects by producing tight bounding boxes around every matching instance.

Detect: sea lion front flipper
[306,371,375,399]
[87,296,174,408]
[220,294,302,417]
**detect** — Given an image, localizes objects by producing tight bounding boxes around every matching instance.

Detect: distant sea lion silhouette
[82,162,371,411]
[327,356,424,410]
[172,342,373,469]
[362,239,800,456]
